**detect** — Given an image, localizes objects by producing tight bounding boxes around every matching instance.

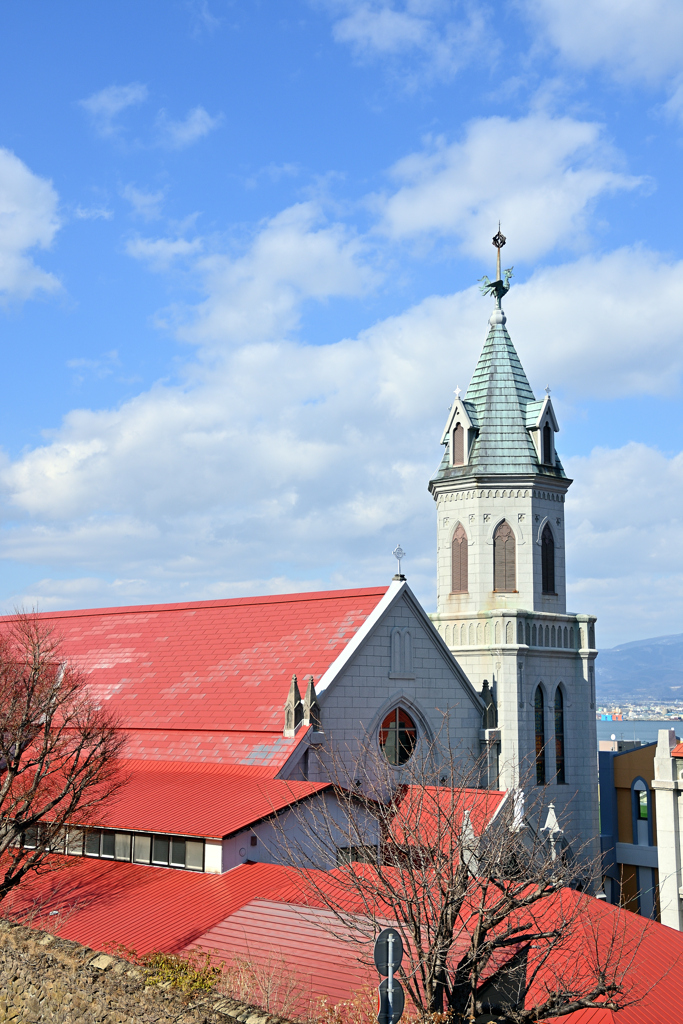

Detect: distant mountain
[596,633,683,702]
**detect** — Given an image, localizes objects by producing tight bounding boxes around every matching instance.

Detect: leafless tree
[0,611,126,904]
[279,727,647,1023]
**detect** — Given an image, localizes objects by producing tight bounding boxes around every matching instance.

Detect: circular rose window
[379,708,417,765]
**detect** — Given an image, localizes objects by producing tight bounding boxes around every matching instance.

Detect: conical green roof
[430,305,566,485]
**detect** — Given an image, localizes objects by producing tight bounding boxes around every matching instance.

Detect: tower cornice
[429,473,573,499]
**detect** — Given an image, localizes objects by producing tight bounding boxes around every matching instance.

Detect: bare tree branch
[275,718,645,1021]
[0,611,127,903]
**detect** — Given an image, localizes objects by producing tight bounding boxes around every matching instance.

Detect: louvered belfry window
[452,423,465,465]
[493,520,516,592]
[543,422,552,464]
[541,523,555,594]
[451,523,468,593]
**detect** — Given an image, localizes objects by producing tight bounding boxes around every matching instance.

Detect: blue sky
[0,0,682,647]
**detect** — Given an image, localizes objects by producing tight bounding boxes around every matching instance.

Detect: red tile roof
[78,760,327,838]
[7,587,387,768]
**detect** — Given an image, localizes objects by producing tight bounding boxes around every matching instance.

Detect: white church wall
[221,791,374,872]
[204,839,222,874]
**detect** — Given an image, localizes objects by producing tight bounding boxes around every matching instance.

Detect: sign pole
[387,931,394,1022]
[374,927,404,1024]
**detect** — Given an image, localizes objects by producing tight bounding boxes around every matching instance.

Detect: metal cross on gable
[392,545,405,575]
[454,386,461,400]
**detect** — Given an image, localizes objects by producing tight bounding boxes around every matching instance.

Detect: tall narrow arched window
[493,520,516,592]
[452,423,465,465]
[543,422,552,464]
[541,523,555,594]
[554,688,565,784]
[451,524,468,593]
[535,687,546,785]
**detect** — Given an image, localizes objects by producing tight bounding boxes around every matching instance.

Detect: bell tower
[429,230,599,855]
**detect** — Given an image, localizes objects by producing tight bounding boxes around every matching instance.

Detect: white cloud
[66,350,120,385]
[505,247,683,398]
[565,442,683,643]
[377,113,643,259]
[2,186,682,639]
[663,79,683,124]
[74,205,113,221]
[79,82,148,137]
[520,0,683,86]
[320,0,487,85]
[0,148,61,300]
[181,201,378,347]
[126,236,203,271]
[155,106,222,149]
[120,183,165,221]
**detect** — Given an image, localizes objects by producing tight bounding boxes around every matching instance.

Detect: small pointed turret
[303,675,321,730]
[283,674,303,737]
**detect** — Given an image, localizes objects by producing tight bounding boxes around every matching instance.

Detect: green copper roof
[430,304,567,485]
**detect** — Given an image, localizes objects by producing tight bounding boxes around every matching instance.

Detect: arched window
[632,779,650,846]
[535,687,546,785]
[451,524,468,593]
[493,521,516,592]
[543,422,552,464]
[554,688,565,784]
[541,523,555,594]
[379,708,417,766]
[452,423,465,465]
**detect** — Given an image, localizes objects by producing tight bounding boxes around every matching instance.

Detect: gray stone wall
[0,921,292,1024]
[314,589,484,784]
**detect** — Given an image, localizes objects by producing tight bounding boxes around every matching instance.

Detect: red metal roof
[3,857,308,955]
[6,588,386,768]
[671,742,683,757]
[8,856,683,1021]
[390,786,507,847]
[186,899,376,1015]
[79,759,327,838]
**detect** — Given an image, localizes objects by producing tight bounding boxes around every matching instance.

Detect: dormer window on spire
[543,423,552,465]
[452,422,464,465]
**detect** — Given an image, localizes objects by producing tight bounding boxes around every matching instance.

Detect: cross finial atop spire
[454,385,461,400]
[479,228,513,315]
[392,544,406,580]
[545,385,551,397]
[492,222,506,281]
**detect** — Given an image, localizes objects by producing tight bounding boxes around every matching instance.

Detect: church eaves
[430,247,567,487]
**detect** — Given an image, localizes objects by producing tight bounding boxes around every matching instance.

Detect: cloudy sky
[0,1,681,647]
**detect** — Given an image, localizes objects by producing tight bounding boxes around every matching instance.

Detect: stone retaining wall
[0,920,294,1024]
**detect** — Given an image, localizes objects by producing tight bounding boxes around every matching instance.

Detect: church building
[5,236,600,959]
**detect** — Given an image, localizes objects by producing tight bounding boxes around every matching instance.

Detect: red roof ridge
[1,585,389,622]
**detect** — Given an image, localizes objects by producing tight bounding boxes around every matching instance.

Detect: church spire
[430,230,566,485]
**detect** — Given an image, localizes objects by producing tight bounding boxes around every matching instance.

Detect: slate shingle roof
[431,309,567,485]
